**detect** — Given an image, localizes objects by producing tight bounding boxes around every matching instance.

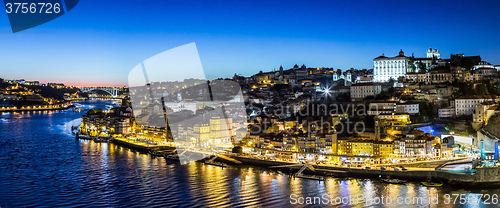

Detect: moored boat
[421,171,443,187]
[421,181,443,187]
[295,174,325,181]
[165,155,179,160]
[204,161,227,167]
[149,151,164,157]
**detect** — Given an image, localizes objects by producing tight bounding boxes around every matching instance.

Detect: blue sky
[1,0,500,86]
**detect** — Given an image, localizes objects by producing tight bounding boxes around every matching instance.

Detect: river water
[0,100,498,208]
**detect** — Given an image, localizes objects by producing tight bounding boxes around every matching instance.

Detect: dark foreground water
[0,100,499,208]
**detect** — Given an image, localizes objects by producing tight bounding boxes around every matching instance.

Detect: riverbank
[112,137,175,152]
[76,134,175,152]
[0,104,74,112]
[74,133,500,188]
[220,155,500,188]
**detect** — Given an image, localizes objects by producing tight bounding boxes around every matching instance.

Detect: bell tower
[427,47,440,59]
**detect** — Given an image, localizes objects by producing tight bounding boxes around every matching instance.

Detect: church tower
[426,47,440,59]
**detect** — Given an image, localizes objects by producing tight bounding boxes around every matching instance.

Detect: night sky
[1,0,500,86]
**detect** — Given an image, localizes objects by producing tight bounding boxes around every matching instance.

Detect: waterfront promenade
[76,132,495,187]
[74,127,500,188]
[0,104,73,112]
[222,154,500,187]
[113,137,175,152]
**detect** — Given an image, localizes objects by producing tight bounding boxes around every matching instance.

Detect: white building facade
[368,101,396,116]
[374,48,443,82]
[426,47,440,59]
[350,83,382,101]
[438,107,455,118]
[455,95,497,116]
[396,103,419,114]
[373,50,408,82]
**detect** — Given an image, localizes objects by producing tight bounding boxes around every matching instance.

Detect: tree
[417,62,427,72]
[408,54,416,72]
[336,92,350,102]
[476,84,489,95]
[86,108,104,115]
[232,146,243,154]
[486,82,498,96]
[458,83,476,96]
[417,102,436,122]
[462,59,475,70]
[388,78,396,87]
[465,84,475,95]
[364,115,375,129]
[450,54,462,67]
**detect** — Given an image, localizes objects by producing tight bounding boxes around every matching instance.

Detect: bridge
[80,87,119,97]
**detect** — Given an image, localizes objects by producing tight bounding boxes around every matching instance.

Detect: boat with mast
[421,171,443,187]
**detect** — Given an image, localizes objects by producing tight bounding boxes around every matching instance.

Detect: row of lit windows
[456,100,488,103]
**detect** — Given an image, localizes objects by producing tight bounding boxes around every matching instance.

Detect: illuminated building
[472,102,498,129]
[374,141,393,157]
[455,95,497,116]
[377,113,410,126]
[297,134,316,153]
[283,135,297,151]
[395,102,419,114]
[368,101,396,116]
[348,139,373,156]
[316,134,332,154]
[350,83,382,101]
[337,138,349,155]
[331,113,348,126]
[193,123,210,147]
[438,107,455,118]
[373,50,408,82]
[327,134,337,154]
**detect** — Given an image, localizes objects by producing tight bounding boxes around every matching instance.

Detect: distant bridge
[80,87,119,97]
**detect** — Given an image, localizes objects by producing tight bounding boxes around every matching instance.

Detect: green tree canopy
[86,108,104,115]
[232,146,243,154]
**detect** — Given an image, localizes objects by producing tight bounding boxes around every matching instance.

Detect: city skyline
[2,0,500,86]
[0,46,491,88]
[4,1,500,207]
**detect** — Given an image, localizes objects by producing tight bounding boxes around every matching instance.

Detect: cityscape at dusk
[2,0,500,86]
[2,0,500,207]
